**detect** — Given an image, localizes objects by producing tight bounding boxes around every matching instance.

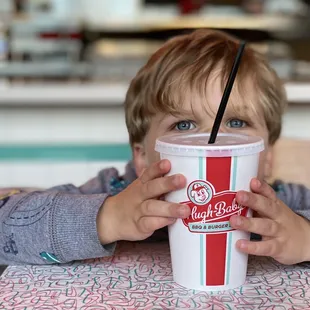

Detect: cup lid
[155,133,264,157]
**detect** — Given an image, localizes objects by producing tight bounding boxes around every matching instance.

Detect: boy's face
[133,76,273,181]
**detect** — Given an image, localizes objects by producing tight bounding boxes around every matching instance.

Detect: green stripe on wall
[0,144,131,161]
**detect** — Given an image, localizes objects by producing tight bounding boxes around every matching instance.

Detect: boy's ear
[133,143,147,178]
[264,146,274,179]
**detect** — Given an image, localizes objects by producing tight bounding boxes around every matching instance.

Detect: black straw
[208,41,246,144]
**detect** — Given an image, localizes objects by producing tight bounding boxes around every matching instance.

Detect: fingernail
[235,216,242,226]
[173,176,180,186]
[255,179,261,188]
[159,161,165,170]
[178,205,189,217]
[239,241,247,249]
[240,193,248,204]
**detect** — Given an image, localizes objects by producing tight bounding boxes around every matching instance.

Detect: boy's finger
[250,178,277,201]
[235,239,279,258]
[138,216,176,234]
[230,215,280,237]
[140,200,190,219]
[236,191,279,220]
[139,160,170,184]
[140,174,186,200]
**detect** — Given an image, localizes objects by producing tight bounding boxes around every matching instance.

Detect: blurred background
[0,0,310,189]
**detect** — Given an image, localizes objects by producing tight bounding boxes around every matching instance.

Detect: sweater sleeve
[274,181,310,220]
[0,169,119,265]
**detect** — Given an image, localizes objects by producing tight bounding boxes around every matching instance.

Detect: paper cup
[155,133,264,291]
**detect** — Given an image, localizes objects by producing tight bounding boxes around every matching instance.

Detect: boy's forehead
[173,76,262,120]
[174,100,256,120]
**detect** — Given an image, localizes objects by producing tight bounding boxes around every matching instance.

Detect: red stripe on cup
[205,233,227,285]
[205,157,232,286]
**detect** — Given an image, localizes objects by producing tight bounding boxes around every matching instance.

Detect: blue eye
[227,119,247,128]
[175,121,196,131]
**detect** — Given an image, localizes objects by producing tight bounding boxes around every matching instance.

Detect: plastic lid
[155,133,264,157]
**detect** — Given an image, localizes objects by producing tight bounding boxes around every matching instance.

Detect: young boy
[1,29,310,266]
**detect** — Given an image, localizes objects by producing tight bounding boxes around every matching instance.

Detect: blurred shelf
[85,14,295,32]
[12,10,294,33]
[0,81,309,106]
[0,83,127,105]
[0,62,88,77]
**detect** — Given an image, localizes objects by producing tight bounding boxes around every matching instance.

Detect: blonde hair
[125,29,287,145]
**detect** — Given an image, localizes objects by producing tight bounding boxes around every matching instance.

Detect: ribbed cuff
[50,193,116,262]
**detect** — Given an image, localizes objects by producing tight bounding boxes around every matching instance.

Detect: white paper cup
[155,133,264,292]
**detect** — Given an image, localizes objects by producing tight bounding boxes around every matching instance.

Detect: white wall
[282,105,310,139]
[0,106,127,143]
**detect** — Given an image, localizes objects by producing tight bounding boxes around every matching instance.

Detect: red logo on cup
[182,180,248,233]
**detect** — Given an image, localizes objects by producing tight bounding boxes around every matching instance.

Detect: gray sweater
[0,162,309,265]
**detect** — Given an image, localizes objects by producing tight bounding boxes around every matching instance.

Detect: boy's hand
[97,159,190,244]
[230,178,310,265]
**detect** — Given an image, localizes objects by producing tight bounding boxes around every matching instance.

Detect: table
[0,241,310,309]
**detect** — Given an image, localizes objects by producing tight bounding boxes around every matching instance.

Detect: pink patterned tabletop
[1,241,310,309]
